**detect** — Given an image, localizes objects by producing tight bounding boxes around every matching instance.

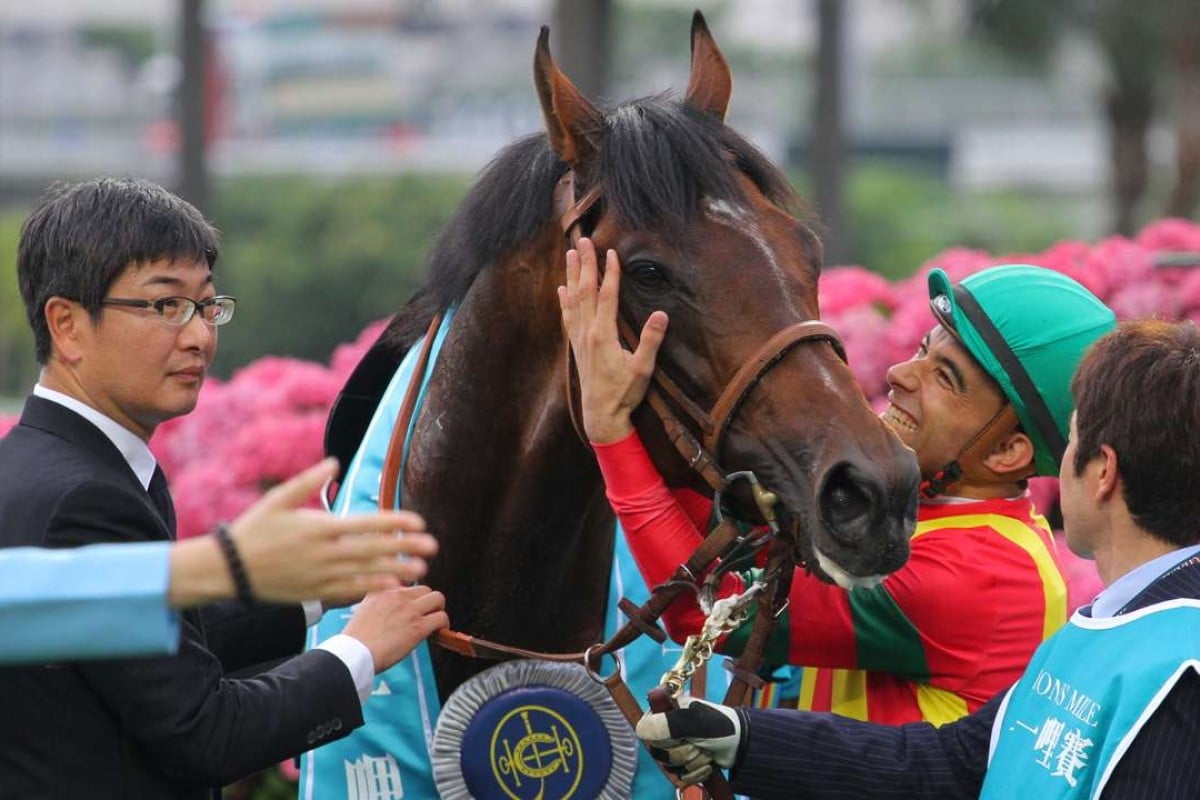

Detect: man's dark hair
[1071,320,1200,547]
[17,178,220,363]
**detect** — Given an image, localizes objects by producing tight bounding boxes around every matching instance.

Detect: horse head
[535,12,919,585]
[328,12,924,699]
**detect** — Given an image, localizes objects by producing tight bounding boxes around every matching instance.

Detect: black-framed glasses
[100,295,237,327]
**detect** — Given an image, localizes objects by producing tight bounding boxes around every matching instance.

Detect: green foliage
[0,214,36,396]
[222,768,296,800]
[613,2,718,79]
[79,25,158,66]
[875,33,1044,79]
[209,173,469,376]
[614,2,802,79]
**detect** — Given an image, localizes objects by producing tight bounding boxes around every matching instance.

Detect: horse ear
[684,10,732,122]
[533,26,601,165]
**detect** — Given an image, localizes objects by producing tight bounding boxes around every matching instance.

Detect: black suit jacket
[731,553,1200,799]
[0,396,364,798]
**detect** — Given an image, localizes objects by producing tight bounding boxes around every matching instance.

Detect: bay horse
[328,12,919,703]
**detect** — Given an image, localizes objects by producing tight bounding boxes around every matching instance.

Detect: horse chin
[781,507,893,590]
[811,546,886,591]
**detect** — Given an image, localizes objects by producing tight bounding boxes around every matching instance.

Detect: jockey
[638,320,1200,799]
[559,237,1116,725]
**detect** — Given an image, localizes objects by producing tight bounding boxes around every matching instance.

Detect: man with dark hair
[18,178,221,365]
[638,320,1200,800]
[0,178,450,797]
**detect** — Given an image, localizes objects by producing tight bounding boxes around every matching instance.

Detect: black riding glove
[635,697,748,786]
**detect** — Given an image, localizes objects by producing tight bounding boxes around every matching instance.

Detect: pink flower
[223,414,328,486]
[152,353,346,539]
[880,299,934,381]
[1026,240,1111,299]
[170,462,257,539]
[1178,270,1200,315]
[1086,237,1154,295]
[830,306,894,400]
[331,319,390,380]
[1136,218,1200,252]
[1055,534,1105,614]
[1027,477,1060,518]
[818,267,896,316]
[278,760,301,783]
[1108,281,1183,321]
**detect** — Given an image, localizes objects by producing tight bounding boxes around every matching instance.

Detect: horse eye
[626,260,669,289]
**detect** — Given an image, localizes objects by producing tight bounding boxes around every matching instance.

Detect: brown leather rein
[372,168,844,798]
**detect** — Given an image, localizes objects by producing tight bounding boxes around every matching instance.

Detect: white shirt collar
[33,384,157,490]
[921,489,1028,506]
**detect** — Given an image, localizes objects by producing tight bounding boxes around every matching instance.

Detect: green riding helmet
[927,265,1116,477]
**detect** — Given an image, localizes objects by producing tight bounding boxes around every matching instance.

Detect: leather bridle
[554,169,847,494]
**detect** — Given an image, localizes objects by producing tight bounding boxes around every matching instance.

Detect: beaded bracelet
[215,524,255,603]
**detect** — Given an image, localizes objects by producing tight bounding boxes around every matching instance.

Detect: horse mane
[384,92,812,351]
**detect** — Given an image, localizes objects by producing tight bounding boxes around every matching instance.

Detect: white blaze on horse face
[704,198,801,317]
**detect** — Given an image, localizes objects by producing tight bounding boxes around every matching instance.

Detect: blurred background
[1,0,1197,403]
[1,3,1196,796]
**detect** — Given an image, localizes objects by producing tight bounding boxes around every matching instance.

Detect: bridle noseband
[555,169,848,496]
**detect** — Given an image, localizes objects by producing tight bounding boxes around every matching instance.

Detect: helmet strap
[919,402,1018,499]
[920,461,963,498]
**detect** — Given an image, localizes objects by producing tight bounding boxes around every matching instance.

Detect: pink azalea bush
[1,221,1198,610]
[1060,544,1105,612]
[150,320,388,539]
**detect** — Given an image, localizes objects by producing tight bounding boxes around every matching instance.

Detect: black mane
[385,92,804,350]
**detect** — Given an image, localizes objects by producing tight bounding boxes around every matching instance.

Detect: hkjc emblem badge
[431,660,637,799]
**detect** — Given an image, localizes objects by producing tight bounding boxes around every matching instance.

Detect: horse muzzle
[809,456,918,585]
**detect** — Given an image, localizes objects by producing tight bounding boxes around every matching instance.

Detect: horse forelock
[598,95,802,232]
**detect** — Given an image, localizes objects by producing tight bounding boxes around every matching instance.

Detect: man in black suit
[638,320,1200,800]
[0,178,450,797]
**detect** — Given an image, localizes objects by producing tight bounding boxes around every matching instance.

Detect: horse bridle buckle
[714,470,782,537]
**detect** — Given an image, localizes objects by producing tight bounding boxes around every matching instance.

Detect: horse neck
[403,238,616,687]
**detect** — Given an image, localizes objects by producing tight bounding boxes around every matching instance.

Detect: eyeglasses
[100,295,237,327]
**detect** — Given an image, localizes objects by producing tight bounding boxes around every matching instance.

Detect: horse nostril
[820,463,874,531]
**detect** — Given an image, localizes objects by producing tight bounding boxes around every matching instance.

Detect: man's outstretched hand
[636,696,747,785]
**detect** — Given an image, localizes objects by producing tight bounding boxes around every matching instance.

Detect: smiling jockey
[560,240,1116,726]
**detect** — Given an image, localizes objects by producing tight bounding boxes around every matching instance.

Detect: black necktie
[149,465,177,540]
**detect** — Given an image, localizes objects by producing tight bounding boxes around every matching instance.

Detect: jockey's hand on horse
[558,237,669,444]
[636,696,748,785]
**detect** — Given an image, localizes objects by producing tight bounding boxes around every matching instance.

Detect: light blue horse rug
[299,314,732,800]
